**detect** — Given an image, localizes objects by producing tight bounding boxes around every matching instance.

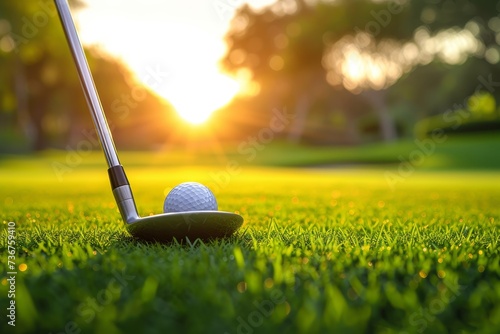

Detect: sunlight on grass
[0,158,499,333]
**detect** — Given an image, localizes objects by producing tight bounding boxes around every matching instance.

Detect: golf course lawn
[1,156,499,333]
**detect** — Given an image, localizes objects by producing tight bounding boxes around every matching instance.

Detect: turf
[3,131,500,170]
[0,156,499,334]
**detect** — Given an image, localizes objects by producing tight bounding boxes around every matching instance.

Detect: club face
[125,211,244,242]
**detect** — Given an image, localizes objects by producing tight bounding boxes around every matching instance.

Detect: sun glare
[325,28,481,92]
[76,1,246,126]
[160,74,240,125]
[343,49,365,81]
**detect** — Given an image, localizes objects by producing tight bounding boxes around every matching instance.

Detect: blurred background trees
[220,0,500,144]
[0,0,175,152]
[1,0,499,153]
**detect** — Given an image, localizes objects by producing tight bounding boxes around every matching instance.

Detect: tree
[0,1,85,150]
[0,0,175,151]
[221,0,500,143]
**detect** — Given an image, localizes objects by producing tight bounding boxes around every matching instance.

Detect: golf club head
[112,180,243,242]
[126,211,244,242]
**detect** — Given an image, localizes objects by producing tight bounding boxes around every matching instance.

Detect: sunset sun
[152,68,240,125]
[76,1,246,126]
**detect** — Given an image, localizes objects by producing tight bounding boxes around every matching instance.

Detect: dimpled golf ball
[163,182,218,213]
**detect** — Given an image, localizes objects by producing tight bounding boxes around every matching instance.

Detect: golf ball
[163,182,218,213]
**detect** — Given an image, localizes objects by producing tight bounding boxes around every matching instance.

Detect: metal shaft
[55,0,120,168]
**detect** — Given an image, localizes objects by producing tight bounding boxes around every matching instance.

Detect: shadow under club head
[125,211,244,242]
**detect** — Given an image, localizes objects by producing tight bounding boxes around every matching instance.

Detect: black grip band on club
[108,165,129,189]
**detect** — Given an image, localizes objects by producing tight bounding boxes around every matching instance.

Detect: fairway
[1,156,499,333]
[2,0,500,333]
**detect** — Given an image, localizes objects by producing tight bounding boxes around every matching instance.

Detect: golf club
[54,0,243,242]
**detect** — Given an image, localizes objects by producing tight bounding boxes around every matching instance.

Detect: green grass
[0,155,499,333]
[246,132,500,169]
[5,131,499,170]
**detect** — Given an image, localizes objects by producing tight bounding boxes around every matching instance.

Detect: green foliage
[468,92,498,117]
[0,1,175,151]
[415,91,500,139]
[222,0,500,142]
[0,157,499,333]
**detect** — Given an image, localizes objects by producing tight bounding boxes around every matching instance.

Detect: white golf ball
[163,182,218,213]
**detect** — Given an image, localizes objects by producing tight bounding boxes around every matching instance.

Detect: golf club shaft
[56,0,140,223]
[54,0,120,168]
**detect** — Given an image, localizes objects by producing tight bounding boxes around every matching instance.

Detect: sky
[76,0,276,124]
